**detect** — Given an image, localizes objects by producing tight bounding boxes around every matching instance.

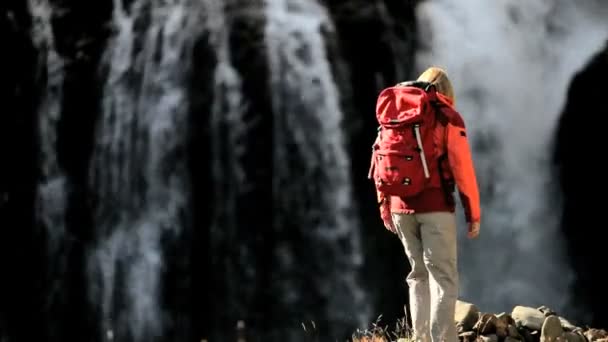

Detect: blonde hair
[417,67,455,104]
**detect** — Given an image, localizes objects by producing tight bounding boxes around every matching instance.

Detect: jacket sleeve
[446,119,481,223]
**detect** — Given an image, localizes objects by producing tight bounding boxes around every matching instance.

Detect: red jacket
[378,95,481,223]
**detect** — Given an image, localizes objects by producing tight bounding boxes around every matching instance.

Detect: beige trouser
[392,212,459,342]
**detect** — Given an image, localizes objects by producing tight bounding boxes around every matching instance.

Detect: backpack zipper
[413,124,430,178]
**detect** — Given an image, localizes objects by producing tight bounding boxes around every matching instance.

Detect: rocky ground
[352,300,608,342]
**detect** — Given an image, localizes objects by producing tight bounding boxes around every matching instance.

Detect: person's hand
[467,221,480,239]
[379,199,396,234]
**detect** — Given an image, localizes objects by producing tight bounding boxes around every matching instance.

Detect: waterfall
[265,0,369,337]
[87,0,197,340]
[29,0,69,300]
[415,0,608,319]
[204,0,250,325]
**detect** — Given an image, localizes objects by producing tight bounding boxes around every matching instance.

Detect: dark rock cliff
[0,1,43,340]
[554,40,608,330]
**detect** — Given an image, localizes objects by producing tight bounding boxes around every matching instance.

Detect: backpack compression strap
[413,123,431,179]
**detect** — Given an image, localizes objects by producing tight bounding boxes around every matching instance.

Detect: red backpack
[368,81,444,198]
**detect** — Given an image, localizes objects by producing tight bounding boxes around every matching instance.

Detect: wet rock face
[554,40,608,330]
[1,1,115,341]
[50,1,114,341]
[0,2,43,340]
[47,0,113,61]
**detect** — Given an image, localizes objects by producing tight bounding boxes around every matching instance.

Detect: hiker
[369,67,481,342]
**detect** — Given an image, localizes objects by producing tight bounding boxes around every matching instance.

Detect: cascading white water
[415,0,608,320]
[29,0,69,284]
[87,0,198,340]
[264,0,369,337]
[203,1,257,332]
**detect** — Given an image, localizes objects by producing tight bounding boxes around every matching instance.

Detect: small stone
[477,334,498,342]
[494,315,511,338]
[562,331,585,342]
[456,300,480,332]
[585,328,608,341]
[512,306,546,331]
[460,331,477,342]
[505,337,521,342]
[538,306,557,317]
[473,313,498,335]
[507,324,520,338]
[497,313,517,327]
[518,327,535,342]
[541,316,563,342]
[558,317,577,332]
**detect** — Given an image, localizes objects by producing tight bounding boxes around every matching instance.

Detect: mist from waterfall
[415,0,608,321]
[86,0,198,340]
